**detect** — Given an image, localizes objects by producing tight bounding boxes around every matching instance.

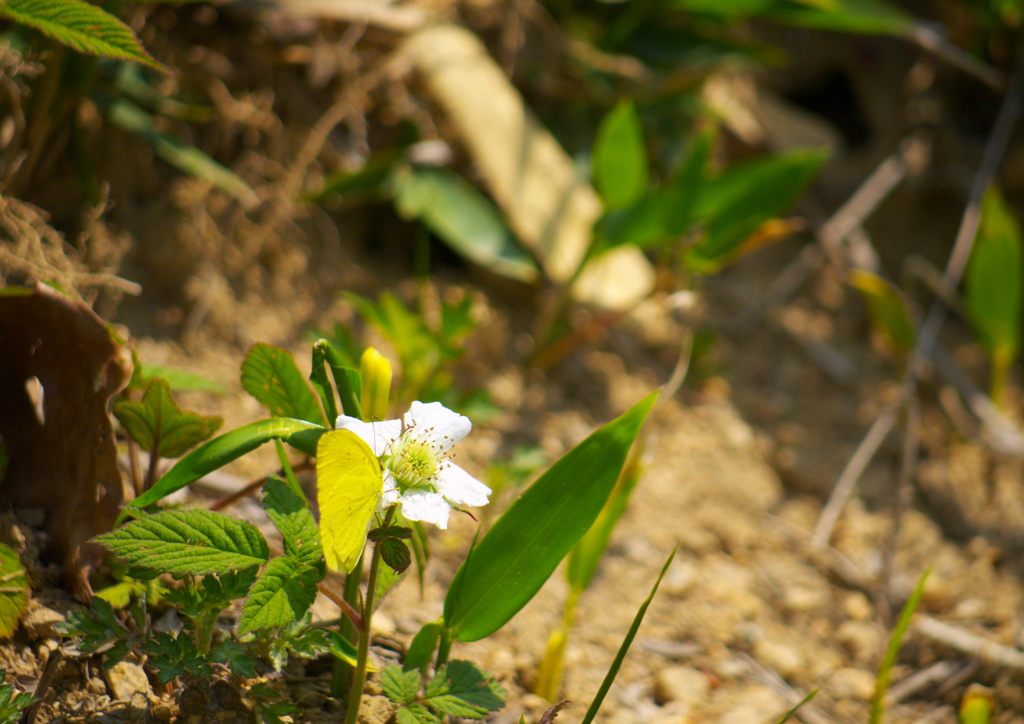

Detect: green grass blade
[443,394,657,642]
[774,689,819,724]
[870,569,929,724]
[580,546,677,724]
[124,418,326,514]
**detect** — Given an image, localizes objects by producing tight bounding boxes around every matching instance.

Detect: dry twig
[812,66,1024,549]
[915,616,1024,671]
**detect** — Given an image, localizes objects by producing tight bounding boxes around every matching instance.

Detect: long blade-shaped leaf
[580,547,676,724]
[95,510,269,574]
[0,0,167,71]
[593,100,649,211]
[870,569,929,724]
[101,97,258,207]
[125,418,326,513]
[443,393,657,642]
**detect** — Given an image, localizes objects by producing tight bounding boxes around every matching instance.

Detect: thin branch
[880,395,920,626]
[915,615,1024,671]
[317,582,365,632]
[812,65,1024,549]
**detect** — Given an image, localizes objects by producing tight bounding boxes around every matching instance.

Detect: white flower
[335,401,491,529]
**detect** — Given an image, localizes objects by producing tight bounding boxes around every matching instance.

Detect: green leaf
[56,597,133,656]
[566,458,643,593]
[850,270,916,356]
[237,557,321,636]
[0,672,35,723]
[323,628,358,666]
[966,187,1023,379]
[686,148,828,272]
[212,639,257,678]
[593,100,649,211]
[125,418,326,513]
[0,544,27,638]
[444,393,657,642]
[380,538,411,574]
[405,622,442,674]
[262,478,322,567]
[870,569,929,724]
[100,96,258,208]
[242,343,328,427]
[95,510,270,574]
[580,548,676,724]
[424,661,506,719]
[143,631,212,683]
[307,148,403,203]
[766,0,914,35]
[392,167,539,283]
[114,379,223,459]
[309,345,339,425]
[382,665,421,705]
[132,363,226,395]
[0,0,167,71]
[397,704,440,724]
[313,338,362,421]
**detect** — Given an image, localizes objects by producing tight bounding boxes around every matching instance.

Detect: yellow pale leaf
[316,429,384,573]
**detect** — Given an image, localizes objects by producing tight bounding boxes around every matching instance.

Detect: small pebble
[836,621,881,664]
[828,667,876,700]
[753,639,806,679]
[653,666,710,706]
[841,592,873,621]
[86,677,107,695]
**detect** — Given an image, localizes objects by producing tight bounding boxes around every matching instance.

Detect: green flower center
[390,436,439,492]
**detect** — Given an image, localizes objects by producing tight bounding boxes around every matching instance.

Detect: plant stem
[435,626,453,670]
[330,554,365,698]
[344,508,395,724]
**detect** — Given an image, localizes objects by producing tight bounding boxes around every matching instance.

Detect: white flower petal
[381,474,400,508]
[404,401,470,453]
[436,464,491,507]
[398,491,452,529]
[335,415,402,457]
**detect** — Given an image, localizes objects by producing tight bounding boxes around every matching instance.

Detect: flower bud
[359,347,392,422]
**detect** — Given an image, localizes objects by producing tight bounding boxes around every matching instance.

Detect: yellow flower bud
[359,347,392,422]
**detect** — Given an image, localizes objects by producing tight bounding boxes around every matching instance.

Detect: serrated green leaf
[424,661,506,719]
[237,557,320,636]
[125,418,327,514]
[444,394,656,642]
[397,704,440,724]
[143,631,212,683]
[0,0,167,71]
[0,544,28,637]
[392,167,539,283]
[593,99,649,210]
[849,270,916,356]
[96,510,270,574]
[132,364,227,395]
[382,665,421,705]
[242,343,328,427]
[262,478,323,567]
[114,379,223,458]
[380,538,411,574]
[212,639,257,677]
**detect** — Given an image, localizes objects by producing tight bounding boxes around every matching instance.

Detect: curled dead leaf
[0,284,130,600]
